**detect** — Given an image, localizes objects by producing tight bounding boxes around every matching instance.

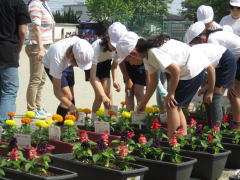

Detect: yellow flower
[64,120,75,126]
[5,120,16,126]
[145,106,155,114]
[111,116,117,121]
[36,120,48,128]
[153,106,161,113]
[77,108,84,112]
[52,114,63,123]
[99,107,105,112]
[25,111,35,118]
[96,110,105,117]
[45,119,53,126]
[121,111,131,118]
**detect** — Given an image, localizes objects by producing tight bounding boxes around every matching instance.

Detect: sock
[56,106,69,126]
[210,93,223,126]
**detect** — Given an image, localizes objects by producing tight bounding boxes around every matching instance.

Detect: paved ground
[16,46,157,115]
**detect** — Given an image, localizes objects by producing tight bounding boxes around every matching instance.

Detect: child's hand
[69,104,78,118]
[203,91,213,104]
[166,93,178,109]
[198,87,206,96]
[113,81,121,92]
[126,78,133,89]
[102,95,111,109]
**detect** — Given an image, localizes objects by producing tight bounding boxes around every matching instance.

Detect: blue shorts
[235,59,240,81]
[45,66,75,88]
[85,59,112,81]
[215,50,236,88]
[125,61,146,86]
[175,70,205,107]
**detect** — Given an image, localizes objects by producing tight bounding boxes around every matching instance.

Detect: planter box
[2,166,78,180]
[179,149,231,180]
[0,142,55,159]
[133,154,197,180]
[222,137,240,169]
[49,130,120,154]
[229,175,240,180]
[0,177,11,180]
[51,153,148,180]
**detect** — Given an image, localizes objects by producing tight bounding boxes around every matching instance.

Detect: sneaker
[37,109,51,117]
[35,111,46,119]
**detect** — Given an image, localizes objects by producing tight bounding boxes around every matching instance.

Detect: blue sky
[48,0,184,15]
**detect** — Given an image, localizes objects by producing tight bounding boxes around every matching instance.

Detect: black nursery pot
[133,154,197,180]
[179,149,231,180]
[222,137,240,169]
[3,166,78,180]
[0,177,11,180]
[51,153,148,180]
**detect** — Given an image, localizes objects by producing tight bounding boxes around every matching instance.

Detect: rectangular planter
[222,137,240,169]
[179,149,231,180]
[229,175,240,180]
[51,153,148,180]
[49,130,121,154]
[0,142,55,159]
[133,154,197,180]
[2,166,78,180]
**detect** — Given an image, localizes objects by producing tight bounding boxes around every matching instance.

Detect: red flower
[208,134,214,143]
[127,131,135,140]
[138,134,147,145]
[169,135,178,147]
[175,126,184,137]
[101,131,109,146]
[117,142,130,159]
[190,118,197,128]
[198,124,203,129]
[150,118,161,130]
[222,115,229,123]
[29,147,39,159]
[9,148,19,161]
[213,124,220,133]
[80,130,89,143]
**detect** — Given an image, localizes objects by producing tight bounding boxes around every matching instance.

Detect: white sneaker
[35,111,46,119]
[38,109,51,117]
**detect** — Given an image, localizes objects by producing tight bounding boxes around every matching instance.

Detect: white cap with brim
[72,39,93,70]
[185,22,206,44]
[108,22,128,48]
[197,5,214,24]
[116,31,140,64]
[230,0,240,7]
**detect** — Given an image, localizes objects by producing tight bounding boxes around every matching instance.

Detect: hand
[69,104,78,118]
[198,87,206,96]
[37,49,45,61]
[166,93,178,109]
[126,78,133,89]
[136,103,146,113]
[113,81,121,92]
[102,95,111,109]
[203,91,213,104]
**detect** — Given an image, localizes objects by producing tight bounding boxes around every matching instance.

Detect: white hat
[197,5,214,24]
[185,22,205,44]
[108,22,128,48]
[116,31,139,64]
[230,0,240,7]
[72,39,93,70]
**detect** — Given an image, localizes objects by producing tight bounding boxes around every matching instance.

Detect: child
[185,21,240,129]
[116,31,215,138]
[43,36,93,118]
[185,22,236,127]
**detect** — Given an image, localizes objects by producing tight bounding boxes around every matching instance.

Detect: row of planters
[0,103,239,180]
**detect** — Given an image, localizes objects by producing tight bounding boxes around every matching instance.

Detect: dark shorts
[215,50,236,88]
[45,66,75,88]
[85,59,112,81]
[124,61,146,86]
[235,59,240,81]
[175,70,205,107]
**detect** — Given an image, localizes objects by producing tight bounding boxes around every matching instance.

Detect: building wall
[53,24,78,40]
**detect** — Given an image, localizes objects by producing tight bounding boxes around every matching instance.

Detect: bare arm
[32,24,45,61]
[119,62,133,90]
[111,61,121,92]
[18,24,27,53]
[204,65,215,104]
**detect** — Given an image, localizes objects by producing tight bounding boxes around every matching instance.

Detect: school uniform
[43,37,79,86]
[220,15,240,36]
[144,39,208,107]
[208,30,240,81]
[192,43,236,88]
[85,39,117,81]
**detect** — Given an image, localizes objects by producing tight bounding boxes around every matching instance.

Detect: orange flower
[8,112,15,117]
[108,110,116,116]
[52,114,63,122]
[83,108,91,114]
[21,117,31,124]
[120,101,127,105]
[65,115,76,121]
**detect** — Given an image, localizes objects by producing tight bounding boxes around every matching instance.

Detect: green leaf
[25,163,32,172]
[92,154,101,163]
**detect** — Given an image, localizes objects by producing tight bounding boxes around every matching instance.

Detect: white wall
[54,24,78,40]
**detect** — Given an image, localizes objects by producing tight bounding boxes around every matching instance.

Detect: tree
[181,0,230,22]
[53,8,79,23]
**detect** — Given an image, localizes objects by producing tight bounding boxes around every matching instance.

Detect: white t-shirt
[92,39,117,65]
[191,43,226,67]
[144,39,208,80]
[209,21,222,30]
[43,36,79,79]
[208,30,240,59]
[220,15,240,36]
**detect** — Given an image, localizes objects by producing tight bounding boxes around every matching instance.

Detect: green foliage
[53,9,79,23]
[31,127,48,147]
[61,125,78,143]
[2,125,18,142]
[181,0,230,22]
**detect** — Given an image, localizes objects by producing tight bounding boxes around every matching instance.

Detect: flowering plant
[144,106,161,130]
[61,117,78,143]
[169,135,182,163]
[115,111,132,133]
[119,101,128,113]
[18,117,32,135]
[78,108,92,130]
[31,120,49,147]
[96,109,117,132]
[2,119,18,142]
